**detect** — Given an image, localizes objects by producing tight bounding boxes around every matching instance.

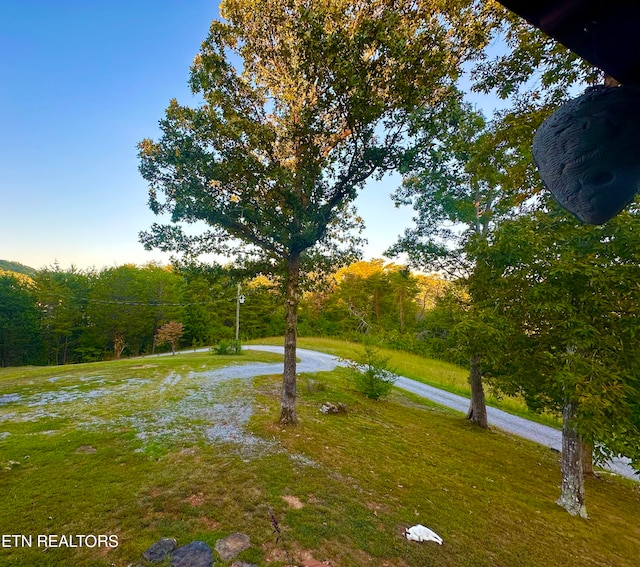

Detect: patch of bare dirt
[282,495,304,509]
[185,493,205,506]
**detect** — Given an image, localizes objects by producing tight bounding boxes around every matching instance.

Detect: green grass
[1,346,638,566]
[248,336,561,426]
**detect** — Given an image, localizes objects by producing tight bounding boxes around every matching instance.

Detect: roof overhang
[496,1,640,85]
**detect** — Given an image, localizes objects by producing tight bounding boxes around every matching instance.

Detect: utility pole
[235,283,245,341]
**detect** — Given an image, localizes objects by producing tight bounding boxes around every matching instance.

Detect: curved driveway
[244,345,637,481]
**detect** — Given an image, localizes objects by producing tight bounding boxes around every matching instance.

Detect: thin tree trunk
[279,252,300,425]
[152,321,158,355]
[466,354,488,428]
[557,399,588,517]
[58,337,62,364]
[114,331,126,359]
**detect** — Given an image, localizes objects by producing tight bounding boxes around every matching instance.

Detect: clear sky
[0,1,446,271]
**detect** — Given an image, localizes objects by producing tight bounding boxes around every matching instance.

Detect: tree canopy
[475,199,640,514]
[0,273,41,367]
[479,201,640,460]
[139,0,492,270]
[138,0,495,424]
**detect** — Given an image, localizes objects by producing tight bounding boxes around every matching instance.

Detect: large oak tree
[138,0,493,424]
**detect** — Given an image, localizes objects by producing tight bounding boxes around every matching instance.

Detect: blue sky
[0,1,473,271]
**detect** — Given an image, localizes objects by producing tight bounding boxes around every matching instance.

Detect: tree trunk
[466,354,488,428]
[114,331,126,359]
[557,399,588,517]
[398,291,404,334]
[581,439,595,477]
[63,335,69,365]
[279,253,300,425]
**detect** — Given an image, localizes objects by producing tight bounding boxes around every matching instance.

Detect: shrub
[346,343,396,400]
[211,339,243,355]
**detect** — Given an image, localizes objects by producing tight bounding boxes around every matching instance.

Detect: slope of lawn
[1,347,638,566]
[249,336,560,426]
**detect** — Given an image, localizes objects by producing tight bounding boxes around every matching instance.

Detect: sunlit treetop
[138,0,495,275]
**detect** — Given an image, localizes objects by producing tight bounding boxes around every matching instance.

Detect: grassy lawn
[1,347,638,566]
[249,336,561,426]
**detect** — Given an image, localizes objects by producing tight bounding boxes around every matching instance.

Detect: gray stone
[231,562,258,567]
[170,541,213,567]
[215,533,251,561]
[143,538,177,562]
[320,401,347,414]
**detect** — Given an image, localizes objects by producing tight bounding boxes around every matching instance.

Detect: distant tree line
[0,263,285,366]
[0,260,35,276]
[298,260,452,353]
[0,259,454,368]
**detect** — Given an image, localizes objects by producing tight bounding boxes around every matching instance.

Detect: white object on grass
[405,524,443,544]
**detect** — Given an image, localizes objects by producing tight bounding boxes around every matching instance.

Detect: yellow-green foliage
[0,269,34,287]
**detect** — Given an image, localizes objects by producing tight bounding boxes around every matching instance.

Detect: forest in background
[0,259,450,367]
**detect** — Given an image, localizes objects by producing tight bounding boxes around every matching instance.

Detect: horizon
[1,1,498,272]
[0,1,419,272]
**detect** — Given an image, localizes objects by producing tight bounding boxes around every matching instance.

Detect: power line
[37,296,237,308]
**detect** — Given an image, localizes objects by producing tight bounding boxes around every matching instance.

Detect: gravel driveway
[245,345,638,481]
